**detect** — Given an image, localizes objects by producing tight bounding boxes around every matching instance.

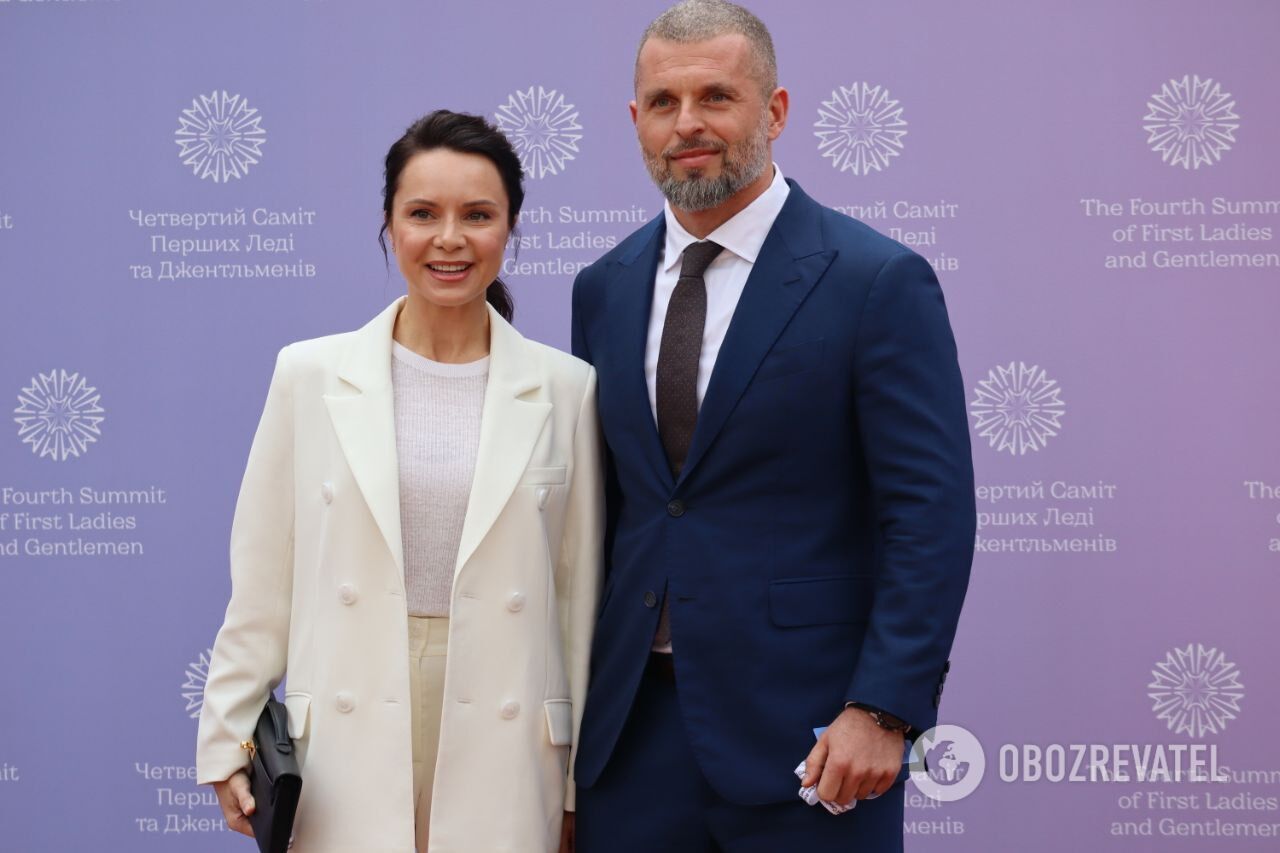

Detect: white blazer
[197,298,603,852]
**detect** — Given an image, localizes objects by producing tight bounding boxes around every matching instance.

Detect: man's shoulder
[576,216,663,285]
[805,192,916,268]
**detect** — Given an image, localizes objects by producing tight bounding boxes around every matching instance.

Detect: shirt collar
[661,164,790,272]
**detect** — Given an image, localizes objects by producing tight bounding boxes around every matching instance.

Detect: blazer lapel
[454,304,551,577]
[324,299,405,573]
[679,182,836,485]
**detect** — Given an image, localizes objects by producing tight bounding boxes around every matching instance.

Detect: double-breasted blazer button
[507,592,526,613]
[500,700,520,720]
[667,500,685,517]
[643,590,658,608]
[320,481,334,504]
[335,691,356,713]
[338,583,358,605]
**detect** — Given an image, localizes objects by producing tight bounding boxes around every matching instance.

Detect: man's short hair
[635,0,778,99]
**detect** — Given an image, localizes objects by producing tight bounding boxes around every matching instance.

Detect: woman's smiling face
[387,147,511,310]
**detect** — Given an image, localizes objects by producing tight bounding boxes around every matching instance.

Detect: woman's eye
[467,211,492,221]
[410,209,432,220]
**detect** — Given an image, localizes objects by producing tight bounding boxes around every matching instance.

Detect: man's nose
[674,101,706,138]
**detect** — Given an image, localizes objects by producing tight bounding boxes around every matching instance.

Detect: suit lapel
[609,218,675,488]
[454,304,550,577]
[324,299,405,573]
[679,183,836,485]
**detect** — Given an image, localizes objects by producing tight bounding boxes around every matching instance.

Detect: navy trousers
[576,655,906,853]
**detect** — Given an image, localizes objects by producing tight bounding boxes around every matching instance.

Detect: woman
[196,110,602,852]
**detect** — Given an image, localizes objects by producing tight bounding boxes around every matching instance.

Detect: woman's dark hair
[379,110,523,322]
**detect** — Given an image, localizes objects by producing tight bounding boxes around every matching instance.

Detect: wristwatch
[848,702,912,734]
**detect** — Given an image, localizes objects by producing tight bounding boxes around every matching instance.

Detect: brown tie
[656,240,723,479]
[653,240,722,650]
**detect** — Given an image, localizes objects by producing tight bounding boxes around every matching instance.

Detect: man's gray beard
[645,123,771,213]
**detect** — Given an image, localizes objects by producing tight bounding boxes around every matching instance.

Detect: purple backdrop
[2,0,1278,849]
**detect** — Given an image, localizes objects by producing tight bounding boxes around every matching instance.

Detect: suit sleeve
[556,367,605,811]
[846,252,975,733]
[196,348,296,785]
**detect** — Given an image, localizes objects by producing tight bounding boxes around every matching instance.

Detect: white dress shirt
[645,165,790,420]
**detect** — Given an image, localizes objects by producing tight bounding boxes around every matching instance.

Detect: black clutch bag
[241,695,302,853]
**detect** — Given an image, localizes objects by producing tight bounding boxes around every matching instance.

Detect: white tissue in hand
[794,761,856,815]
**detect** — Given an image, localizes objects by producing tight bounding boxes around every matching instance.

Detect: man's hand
[559,811,575,853]
[801,706,904,804]
[212,770,256,837]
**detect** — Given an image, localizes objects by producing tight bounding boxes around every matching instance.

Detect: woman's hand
[213,770,256,837]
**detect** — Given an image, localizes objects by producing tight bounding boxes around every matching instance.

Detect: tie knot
[679,240,723,279]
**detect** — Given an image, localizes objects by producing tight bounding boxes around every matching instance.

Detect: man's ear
[767,87,789,141]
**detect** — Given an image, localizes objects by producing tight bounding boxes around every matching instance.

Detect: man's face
[631,34,783,212]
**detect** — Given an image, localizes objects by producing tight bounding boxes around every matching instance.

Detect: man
[569,1,975,850]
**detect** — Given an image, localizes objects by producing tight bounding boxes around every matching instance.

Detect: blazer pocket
[544,699,573,747]
[755,338,824,383]
[769,575,873,627]
[520,466,567,486]
[284,691,312,740]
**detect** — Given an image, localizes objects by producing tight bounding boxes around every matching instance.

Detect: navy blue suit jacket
[570,179,975,805]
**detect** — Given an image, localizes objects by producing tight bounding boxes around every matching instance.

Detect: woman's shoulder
[275,299,401,373]
[522,337,592,382]
[490,306,593,395]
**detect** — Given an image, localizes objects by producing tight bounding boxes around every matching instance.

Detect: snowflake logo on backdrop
[182,648,214,720]
[13,369,105,462]
[1148,643,1244,738]
[1143,75,1239,170]
[174,91,267,183]
[494,86,582,179]
[969,362,1065,456]
[813,82,908,175]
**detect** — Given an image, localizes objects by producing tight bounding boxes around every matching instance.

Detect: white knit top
[391,341,488,617]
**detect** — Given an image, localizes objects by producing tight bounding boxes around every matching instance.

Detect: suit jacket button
[500,700,520,720]
[320,482,334,504]
[338,583,358,605]
[644,590,658,608]
[335,691,356,713]
[507,592,526,613]
[666,500,685,517]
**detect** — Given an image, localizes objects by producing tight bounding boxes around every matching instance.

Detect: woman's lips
[425,262,473,282]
